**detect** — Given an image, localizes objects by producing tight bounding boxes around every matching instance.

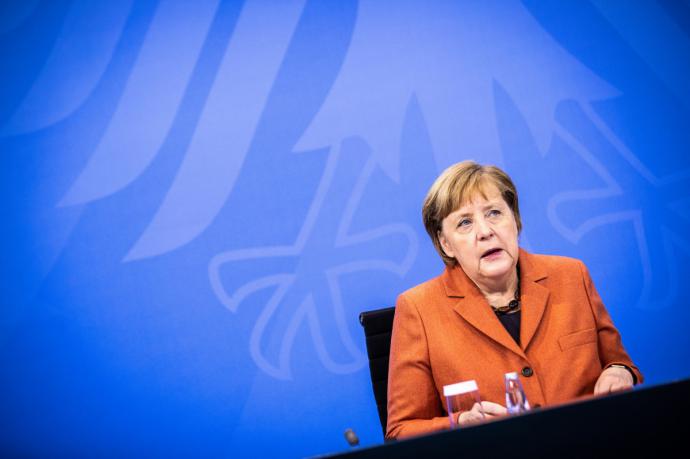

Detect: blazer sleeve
[386,294,450,440]
[578,260,644,385]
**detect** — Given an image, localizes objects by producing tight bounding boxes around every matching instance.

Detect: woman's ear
[438,230,453,259]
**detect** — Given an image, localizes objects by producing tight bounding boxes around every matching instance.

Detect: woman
[386,161,642,440]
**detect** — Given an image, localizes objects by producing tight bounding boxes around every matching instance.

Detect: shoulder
[527,252,584,271]
[397,274,446,308]
[393,273,452,332]
[521,250,591,287]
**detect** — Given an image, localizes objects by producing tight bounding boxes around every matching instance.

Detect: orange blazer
[386,249,643,440]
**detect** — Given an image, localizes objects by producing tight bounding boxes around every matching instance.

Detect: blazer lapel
[518,250,549,350]
[443,266,525,359]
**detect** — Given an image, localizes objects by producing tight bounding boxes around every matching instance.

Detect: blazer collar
[442,248,550,355]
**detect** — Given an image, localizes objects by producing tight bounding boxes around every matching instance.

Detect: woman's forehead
[452,183,503,212]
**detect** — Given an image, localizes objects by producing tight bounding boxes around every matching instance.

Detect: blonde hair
[422,161,521,266]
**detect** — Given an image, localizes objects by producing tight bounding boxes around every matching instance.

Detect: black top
[496,309,521,345]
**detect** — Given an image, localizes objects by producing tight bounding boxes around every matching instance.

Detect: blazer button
[521,366,534,377]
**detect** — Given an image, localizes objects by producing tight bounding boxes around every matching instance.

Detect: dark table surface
[317,377,690,458]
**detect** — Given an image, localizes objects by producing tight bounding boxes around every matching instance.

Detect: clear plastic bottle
[504,372,531,414]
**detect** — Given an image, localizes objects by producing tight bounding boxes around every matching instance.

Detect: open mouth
[481,248,502,258]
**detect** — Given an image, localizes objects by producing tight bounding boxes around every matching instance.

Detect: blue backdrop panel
[1,0,689,457]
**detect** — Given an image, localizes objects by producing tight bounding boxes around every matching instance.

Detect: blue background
[2,1,690,457]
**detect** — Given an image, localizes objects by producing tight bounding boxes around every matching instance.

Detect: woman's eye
[488,209,501,217]
[458,219,471,228]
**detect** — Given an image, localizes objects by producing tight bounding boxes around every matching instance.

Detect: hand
[594,366,634,395]
[457,401,507,426]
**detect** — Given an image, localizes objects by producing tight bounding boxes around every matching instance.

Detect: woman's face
[438,185,519,290]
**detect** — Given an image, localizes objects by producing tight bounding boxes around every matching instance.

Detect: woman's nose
[475,218,493,240]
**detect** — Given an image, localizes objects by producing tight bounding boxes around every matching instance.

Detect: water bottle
[504,372,530,414]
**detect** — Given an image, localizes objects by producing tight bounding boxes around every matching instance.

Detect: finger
[597,377,631,395]
[481,401,508,415]
[459,404,483,425]
[610,380,632,393]
[471,411,484,422]
[460,409,483,425]
[593,378,611,395]
[473,403,487,418]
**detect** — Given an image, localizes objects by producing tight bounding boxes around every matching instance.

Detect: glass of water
[444,380,484,428]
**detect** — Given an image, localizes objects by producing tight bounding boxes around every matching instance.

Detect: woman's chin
[479,260,514,280]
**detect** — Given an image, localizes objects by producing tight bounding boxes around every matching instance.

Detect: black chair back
[359,306,395,437]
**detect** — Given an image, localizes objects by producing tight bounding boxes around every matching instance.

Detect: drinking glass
[443,380,484,428]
